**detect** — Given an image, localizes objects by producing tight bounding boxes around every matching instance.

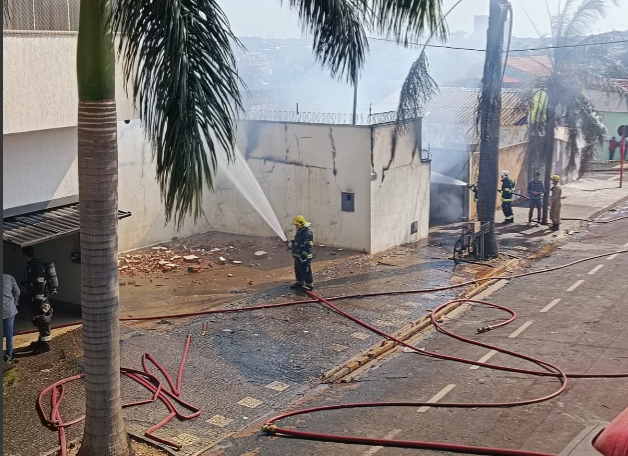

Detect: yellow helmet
[551,174,560,182]
[292,215,307,228]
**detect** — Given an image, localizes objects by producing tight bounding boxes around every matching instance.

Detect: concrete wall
[3,127,78,210]
[370,124,430,252]
[3,32,137,135]
[208,121,373,251]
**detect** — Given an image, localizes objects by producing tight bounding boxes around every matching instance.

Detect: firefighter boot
[289,282,303,289]
[302,283,314,291]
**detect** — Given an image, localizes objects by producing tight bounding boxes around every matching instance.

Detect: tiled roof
[3,203,132,247]
[423,88,527,125]
[505,55,553,78]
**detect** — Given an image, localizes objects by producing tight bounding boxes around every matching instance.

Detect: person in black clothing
[288,215,314,291]
[499,170,515,223]
[527,171,545,225]
[22,246,53,353]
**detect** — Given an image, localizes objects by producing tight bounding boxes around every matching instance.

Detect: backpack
[44,261,59,295]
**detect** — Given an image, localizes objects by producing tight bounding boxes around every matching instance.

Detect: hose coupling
[262,424,278,434]
[477,325,492,334]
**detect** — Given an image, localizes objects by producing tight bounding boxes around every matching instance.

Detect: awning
[3,203,132,247]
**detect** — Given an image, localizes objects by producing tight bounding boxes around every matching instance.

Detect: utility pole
[476,0,508,258]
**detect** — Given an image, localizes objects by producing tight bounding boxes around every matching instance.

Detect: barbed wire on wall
[3,0,79,32]
[242,110,414,126]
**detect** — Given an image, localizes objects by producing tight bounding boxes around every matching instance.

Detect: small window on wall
[341,192,355,212]
[411,221,418,234]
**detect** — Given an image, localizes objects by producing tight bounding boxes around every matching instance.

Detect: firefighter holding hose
[498,170,515,224]
[288,215,314,291]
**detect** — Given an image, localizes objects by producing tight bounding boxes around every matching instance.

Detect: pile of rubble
[118,240,271,277]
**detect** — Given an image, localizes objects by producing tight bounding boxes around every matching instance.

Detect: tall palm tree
[524,0,626,223]
[74,0,445,454]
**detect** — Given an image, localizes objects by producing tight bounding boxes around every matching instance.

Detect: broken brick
[218,257,227,265]
[184,255,199,263]
[254,251,268,259]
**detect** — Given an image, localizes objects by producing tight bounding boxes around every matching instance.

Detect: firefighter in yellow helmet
[549,174,563,232]
[288,215,314,291]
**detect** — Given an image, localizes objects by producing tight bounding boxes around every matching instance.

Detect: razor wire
[242,110,409,126]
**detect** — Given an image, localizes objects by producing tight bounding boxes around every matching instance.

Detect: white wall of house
[3,127,78,210]
[117,120,213,251]
[3,32,137,135]
[370,124,430,253]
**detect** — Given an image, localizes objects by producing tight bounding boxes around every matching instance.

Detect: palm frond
[395,51,438,132]
[284,0,445,84]
[109,0,244,229]
[284,0,369,83]
[368,0,446,46]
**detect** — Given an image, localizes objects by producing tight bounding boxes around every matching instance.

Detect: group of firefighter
[468,170,563,232]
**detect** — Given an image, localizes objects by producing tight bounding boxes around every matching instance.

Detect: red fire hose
[35,249,628,455]
[38,335,199,455]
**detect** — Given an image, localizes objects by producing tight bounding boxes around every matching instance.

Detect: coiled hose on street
[35,248,628,456]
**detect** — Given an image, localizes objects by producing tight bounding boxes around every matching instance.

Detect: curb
[322,258,519,384]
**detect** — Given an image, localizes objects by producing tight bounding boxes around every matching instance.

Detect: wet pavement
[208,204,628,456]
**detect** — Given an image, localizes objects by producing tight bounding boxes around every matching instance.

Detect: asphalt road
[208,211,628,456]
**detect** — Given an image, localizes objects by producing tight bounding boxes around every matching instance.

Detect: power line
[368,37,628,53]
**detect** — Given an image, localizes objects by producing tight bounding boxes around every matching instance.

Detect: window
[341,192,355,212]
[411,221,418,234]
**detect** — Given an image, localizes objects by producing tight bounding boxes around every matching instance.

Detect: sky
[218,0,628,39]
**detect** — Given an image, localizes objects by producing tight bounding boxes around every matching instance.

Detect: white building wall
[3,32,137,135]
[208,121,373,251]
[370,124,430,253]
[3,127,78,210]
[117,120,212,251]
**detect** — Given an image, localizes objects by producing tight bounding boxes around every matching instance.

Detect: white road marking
[566,280,585,292]
[361,429,403,455]
[540,299,562,313]
[588,264,604,275]
[417,384,456,413]
[509,321,534,339]
[470,350,498,370]
[608,254,618,260]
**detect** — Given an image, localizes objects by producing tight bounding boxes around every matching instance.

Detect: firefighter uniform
[23,253,53,353]
[549,175,563,231]
[289,215,314,291]
[499,172,515,223]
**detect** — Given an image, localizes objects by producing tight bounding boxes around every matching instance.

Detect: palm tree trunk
[477,0,507,258]
[76,0,131,455]
[541,92,557,225]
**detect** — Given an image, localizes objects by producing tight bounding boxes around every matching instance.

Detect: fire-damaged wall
[112,119,429,254]
[207,121,431,253]
[209,122,372,251]
[370,123,430,253]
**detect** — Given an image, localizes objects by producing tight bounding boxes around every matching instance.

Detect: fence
[3,0,79,32]
[242,110,405,126]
